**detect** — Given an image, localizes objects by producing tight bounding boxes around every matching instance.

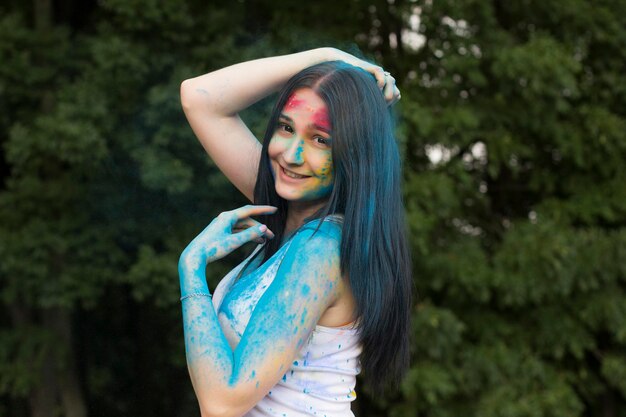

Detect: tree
[1,0,624,416]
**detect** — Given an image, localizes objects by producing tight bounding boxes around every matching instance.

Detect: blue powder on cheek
[301,181,333,200]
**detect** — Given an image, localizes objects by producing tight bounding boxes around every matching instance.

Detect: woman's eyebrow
[279,114,330,135]
[311,123,330,134]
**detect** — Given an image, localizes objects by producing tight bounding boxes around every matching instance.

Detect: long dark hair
[254,61,412,393]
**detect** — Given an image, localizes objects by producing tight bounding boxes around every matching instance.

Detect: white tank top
[212,215,362,416]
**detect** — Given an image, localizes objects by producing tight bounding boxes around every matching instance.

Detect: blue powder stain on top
[293,361,299,366]
[301,284,310,295]
[282,374,287,382]
[255,381,260,389]
[338,344,341,349]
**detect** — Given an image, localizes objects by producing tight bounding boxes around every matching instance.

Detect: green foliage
[1,0,624,416]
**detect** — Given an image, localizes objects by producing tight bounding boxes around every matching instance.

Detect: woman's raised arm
[180,48,334,202]
[180,48,400,202]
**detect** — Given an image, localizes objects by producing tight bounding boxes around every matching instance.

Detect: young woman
[178,47,412,417]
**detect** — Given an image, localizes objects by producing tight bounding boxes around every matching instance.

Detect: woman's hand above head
[179,205,277,268]
[320,47,402,106]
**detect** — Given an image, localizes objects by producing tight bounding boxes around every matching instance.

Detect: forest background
[1,0,625,416]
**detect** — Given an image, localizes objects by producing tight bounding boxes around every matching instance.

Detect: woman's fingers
[232,217,259,231]
[363,64,400,105]
[223,205,277,242]
[228,205,278,223]
[382,73,401,106]
[217,205,276,228]
[233,217,275,240]
[371,66,387,90]
[330,49,401,106]
[230,223,270,248]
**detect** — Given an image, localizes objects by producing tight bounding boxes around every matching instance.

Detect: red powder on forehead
[313,109,331,131]
[285,94,305,110]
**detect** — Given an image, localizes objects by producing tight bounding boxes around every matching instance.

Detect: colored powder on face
[285,94,305,110]
[313,109,331,131]
[293,142,304,162]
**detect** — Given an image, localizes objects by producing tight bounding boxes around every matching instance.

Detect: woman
[178,47,412,417]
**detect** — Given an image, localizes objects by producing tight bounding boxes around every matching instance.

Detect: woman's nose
[283,137,305,165]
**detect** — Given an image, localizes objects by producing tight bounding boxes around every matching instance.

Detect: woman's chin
[274,185,304,202]
[274,179,333,203]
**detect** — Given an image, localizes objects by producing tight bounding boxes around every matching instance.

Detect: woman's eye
[314,136,330,146]
[278,122,293,133]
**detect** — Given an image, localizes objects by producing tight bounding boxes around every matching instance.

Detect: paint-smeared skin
[312,109,330,132]
[179,220,342,414]
[270,88,334,203]
[271,133,334,201]
[285,95,305,110]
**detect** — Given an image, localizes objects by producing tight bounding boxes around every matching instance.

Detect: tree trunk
[603,389,615,417]
[29,357,58,417]
[27,1,90,414]
[50,308,88,417]
[21,307,88,417]
[8,304,59,417]
[33,0,52,31]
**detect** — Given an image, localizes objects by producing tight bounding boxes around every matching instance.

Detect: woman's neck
[284,199,327,237]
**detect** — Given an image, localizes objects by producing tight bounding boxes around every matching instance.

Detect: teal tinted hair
[254,61,412,393]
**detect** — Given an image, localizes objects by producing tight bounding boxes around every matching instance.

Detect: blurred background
[1,0,625,416]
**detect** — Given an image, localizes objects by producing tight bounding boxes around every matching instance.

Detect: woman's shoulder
[287,215,342,254]
[300,214,344,232]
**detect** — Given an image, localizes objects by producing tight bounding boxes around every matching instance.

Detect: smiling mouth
[281,166,311,179]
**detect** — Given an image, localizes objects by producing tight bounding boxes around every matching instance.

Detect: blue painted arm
[179,220,342,417]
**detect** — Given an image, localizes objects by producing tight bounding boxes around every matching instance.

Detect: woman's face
[268,88,334,204]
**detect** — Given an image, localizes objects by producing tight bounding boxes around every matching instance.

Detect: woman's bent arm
[178,222,342,417]
[180,48,334,202]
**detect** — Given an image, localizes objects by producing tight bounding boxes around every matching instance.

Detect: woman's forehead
[283,89,331,131]
[285,89,325,112]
